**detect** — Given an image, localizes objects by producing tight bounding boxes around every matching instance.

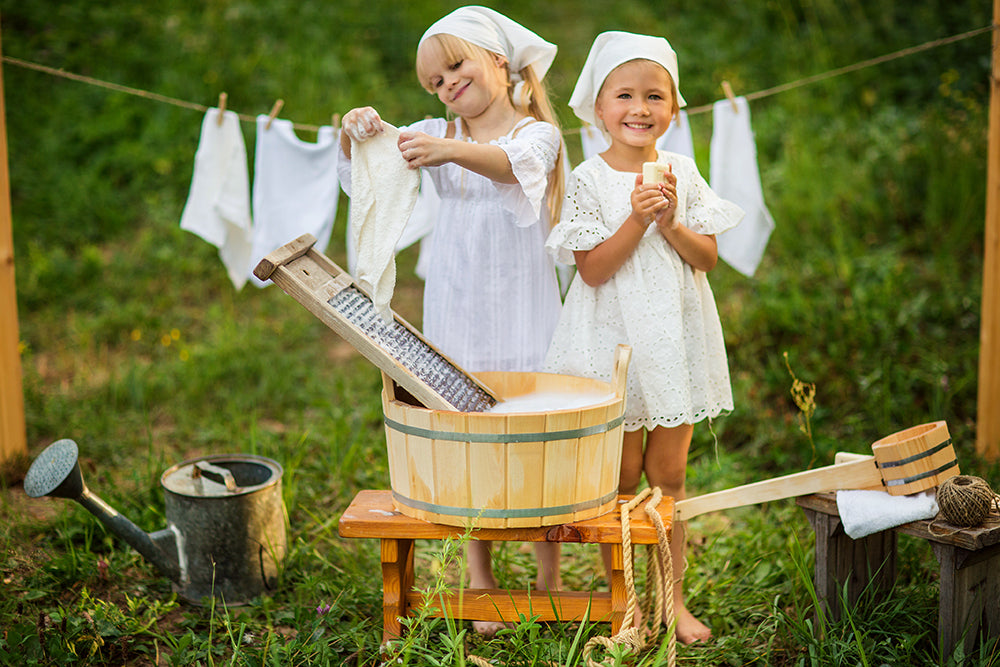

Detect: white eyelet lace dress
[544,151,743,430]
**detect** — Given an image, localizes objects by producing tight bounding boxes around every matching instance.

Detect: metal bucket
[160,454,287,605]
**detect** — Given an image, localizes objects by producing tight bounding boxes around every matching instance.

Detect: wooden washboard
[253,234,500,412]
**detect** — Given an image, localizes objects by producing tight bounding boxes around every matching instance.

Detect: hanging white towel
[836,489,939,539]
[658,109,694,160]
[349,122,420,319]
[248,116,340,287]
[579,124,608,161]
[578,111,695,163]
[710,96,775,277]
[179,108,254,290]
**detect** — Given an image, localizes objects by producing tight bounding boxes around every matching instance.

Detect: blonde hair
[416,33,565,226]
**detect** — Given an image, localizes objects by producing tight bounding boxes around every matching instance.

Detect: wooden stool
[338,489,673,643]
[796,492,1000,657]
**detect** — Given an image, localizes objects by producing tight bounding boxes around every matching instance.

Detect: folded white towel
[710,96,775,278]
[179,108,254,290]
[836,489,939,539]
[349,123,420,319]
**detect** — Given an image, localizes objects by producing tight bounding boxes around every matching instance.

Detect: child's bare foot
[472,619,514,636]
[673,604,712,644]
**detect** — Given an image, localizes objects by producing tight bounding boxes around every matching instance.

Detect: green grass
[2,0,1000,664]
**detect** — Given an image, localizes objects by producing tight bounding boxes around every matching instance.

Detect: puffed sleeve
[668,153,743,236]
[493,120,561,226]
[544,167,610,265]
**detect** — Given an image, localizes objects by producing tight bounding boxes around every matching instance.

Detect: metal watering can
[24,439,287,605]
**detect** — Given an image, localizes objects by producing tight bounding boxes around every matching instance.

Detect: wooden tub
[381,346,631,528]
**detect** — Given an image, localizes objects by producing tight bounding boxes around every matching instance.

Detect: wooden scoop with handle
[675,421,958,521]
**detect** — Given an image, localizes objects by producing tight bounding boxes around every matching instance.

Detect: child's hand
[397,131,450,169]
[629,173,671,228]
[342,107,384,142]
[652,165,679,231]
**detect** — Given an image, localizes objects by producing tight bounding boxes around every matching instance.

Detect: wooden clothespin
[332,113,341,129]
[266,99,284,129]
[217,92,227,126]
[721,81,738,113]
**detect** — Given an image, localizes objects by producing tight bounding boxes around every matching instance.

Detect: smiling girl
[543,31,744,643]
[338,6,565,635]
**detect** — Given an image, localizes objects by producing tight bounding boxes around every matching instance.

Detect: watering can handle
[194,461,239,492]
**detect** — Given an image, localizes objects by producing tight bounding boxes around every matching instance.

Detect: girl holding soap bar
[339,6,565,635]
[544,31,743,643]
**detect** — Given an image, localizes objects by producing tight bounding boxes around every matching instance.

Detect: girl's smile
[595,59,676,158]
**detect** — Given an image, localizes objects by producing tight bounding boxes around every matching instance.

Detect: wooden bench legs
[933,541,1000,656]
[376,535,627,644]
[380,537,415,642]
[797,494,1000,658]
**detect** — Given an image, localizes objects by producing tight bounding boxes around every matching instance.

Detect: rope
[582,487,677,667]
[2,23,991,136]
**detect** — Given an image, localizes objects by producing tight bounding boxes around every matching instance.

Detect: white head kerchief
[418,6,557,84]
[569,31,686,139]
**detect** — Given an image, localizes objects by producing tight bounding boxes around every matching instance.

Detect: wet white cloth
[339,116,563,372]
[579,111,695,163]
[349,122,420,319]
[347,169,438,280]
[179,108,254,290]
[710,97,775,277]
[569,31,686,142]
[836,489,939,539]
[248,116,340,287]
[418,5,557,82]
[544,152,742,430]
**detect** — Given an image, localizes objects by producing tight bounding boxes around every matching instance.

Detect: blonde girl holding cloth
[339,6,565,634]
[544,31,743,643]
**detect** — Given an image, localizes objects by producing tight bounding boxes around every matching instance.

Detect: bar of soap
[642,162,668,184]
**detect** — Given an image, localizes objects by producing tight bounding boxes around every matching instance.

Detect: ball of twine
[937,475,999,527]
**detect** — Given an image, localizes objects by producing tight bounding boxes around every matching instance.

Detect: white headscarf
[569,31,686,139]
[418,6,557,84]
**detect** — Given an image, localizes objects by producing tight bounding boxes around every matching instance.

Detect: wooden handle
[611,345,632,399]
[674,456,883,521]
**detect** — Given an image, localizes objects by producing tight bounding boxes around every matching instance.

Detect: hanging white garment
[658,110,694,160]
[579,111,695,163]
[579,124,608,161]
[179,108,254,290]
[349,123,420,319]
[710,97,775,277]
[248,116,340,287]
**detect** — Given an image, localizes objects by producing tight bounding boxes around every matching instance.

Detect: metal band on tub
[391,489,620,519]
[383,414,625,443]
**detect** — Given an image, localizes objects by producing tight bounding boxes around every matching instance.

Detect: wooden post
[979,4,1000,460]
[0,15,27,464]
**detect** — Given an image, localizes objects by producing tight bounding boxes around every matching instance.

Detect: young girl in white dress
[544,31,743,643]
[339,6,565,634]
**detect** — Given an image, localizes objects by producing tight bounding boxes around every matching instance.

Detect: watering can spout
[24,439,183,584]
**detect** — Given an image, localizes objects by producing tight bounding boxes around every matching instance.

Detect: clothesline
[1,23,992,136]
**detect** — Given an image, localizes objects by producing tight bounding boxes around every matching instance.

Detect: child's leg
[534,542,561,591]
[644,424,711,643]
[468,540,511,635]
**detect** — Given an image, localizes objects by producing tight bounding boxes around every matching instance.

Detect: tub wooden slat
[383,346,631,528]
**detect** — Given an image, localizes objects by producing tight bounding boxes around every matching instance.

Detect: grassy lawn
[2,1,999,664]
